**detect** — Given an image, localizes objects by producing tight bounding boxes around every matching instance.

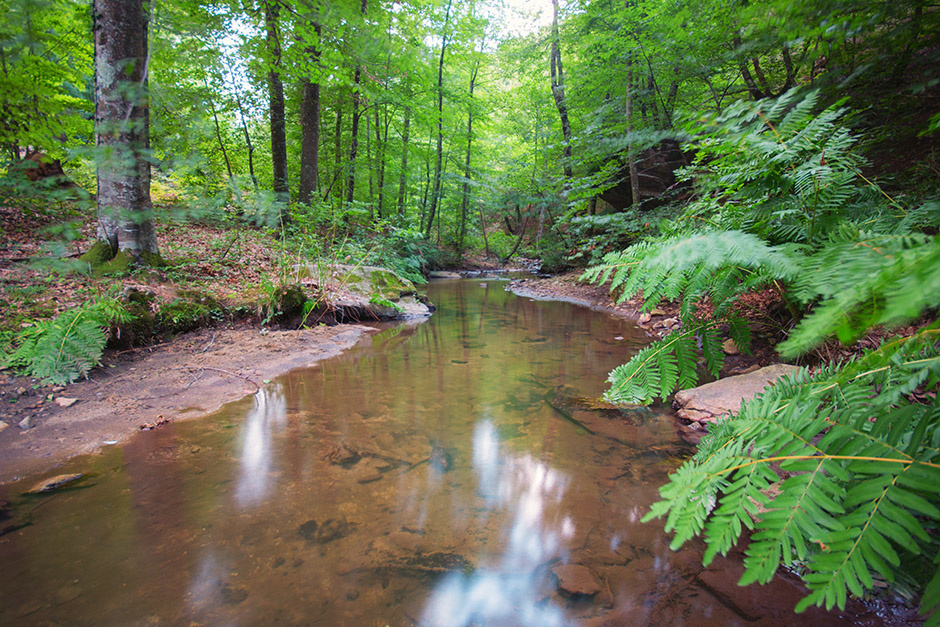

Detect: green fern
[644,328,940,617]
[586,87,940,619]
[5,298,131,385]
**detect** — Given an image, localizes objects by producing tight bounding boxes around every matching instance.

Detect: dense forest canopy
[2,0,940,621]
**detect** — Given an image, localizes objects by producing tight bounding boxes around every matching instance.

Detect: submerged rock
[552,564,602,598]
[674,364,799,424]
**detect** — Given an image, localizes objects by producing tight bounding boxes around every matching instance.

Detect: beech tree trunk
[93,0,158,261]
[550,0,572,179]
[265,1,289,202]
[299,19,321,206]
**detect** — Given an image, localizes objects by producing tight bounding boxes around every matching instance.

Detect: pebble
[0,421,8,433]
[18,416,31,430]
[54,397,79,408]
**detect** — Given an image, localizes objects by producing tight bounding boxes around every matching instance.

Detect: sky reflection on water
[421,419,569,626]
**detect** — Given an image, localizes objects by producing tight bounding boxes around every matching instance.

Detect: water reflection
[421,419,570,626]
[235,385,287,507]
[0,280,859,626]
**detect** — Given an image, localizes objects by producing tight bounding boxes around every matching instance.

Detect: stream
[0,279,866,625]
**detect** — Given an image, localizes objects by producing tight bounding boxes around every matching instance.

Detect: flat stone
[17,416,31,430]
[676,408,713,423]
[553,564,602,598]
[429,271,461,279]
[674,364,799,422]
[24,473,83,495]
[54,397,79,408]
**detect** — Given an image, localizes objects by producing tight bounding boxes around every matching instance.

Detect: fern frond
[583,230,801,319]
[781,235,940,356]
[645,330,940,617]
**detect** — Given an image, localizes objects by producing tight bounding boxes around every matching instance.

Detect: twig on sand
[171,366,261,389]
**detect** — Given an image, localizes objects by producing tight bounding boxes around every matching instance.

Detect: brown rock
[54,397,79,408]
[676,408,714,423]
[553,564,602,598]
[0,421,8,433]
[721,338,739,355]
[674,364,799,422]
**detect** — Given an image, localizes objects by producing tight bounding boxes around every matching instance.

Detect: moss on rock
[157,290,223,334]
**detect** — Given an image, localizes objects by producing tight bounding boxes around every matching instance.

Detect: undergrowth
[585,89,940,620]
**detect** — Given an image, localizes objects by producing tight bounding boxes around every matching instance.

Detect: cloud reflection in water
[234,386,287,507]
[421,419,570,626]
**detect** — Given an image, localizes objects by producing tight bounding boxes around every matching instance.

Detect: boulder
[674,364,799,424]
[294,263,433,321]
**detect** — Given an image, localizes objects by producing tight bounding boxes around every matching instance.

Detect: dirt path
[0,323,376,484]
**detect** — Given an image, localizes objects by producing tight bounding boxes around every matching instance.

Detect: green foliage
[587,88,940,617]
[644,328,940,617]
[4,299,131,385]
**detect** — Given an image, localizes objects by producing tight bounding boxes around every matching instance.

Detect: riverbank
[507,271,781,378]
[0,322,376,483]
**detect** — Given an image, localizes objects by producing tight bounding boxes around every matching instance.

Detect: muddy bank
[0,323,376,483]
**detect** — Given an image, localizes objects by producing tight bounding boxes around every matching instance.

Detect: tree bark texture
[550,0,572,179]
[299,19,322,206]
[264,0,289,198]
[93,0,158,259]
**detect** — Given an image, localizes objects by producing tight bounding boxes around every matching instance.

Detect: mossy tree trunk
[93,0,159,263]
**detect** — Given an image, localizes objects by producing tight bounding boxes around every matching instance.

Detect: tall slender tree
[549,0,572,179]
[299,13,322,205]
[424,0,453,237]
[345,0,368,205]
[264,0,289,201]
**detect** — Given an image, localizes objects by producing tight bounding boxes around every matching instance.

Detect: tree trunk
[264,0,289,201]
[233,86,258,189]
[397,87,411,218]
[333,106,343,202]
[424,0,453,238]
[345,0,368,205]
[299,19,322,206]
[550,0,572,179]
[375,105,388,220]
[626,51,640,210]
[458,51,481,256]
[733,34,764,100]
[93,0,158,261]
[204,76,233,180]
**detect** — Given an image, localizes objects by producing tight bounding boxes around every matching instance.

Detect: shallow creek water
[0,279,868,625]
